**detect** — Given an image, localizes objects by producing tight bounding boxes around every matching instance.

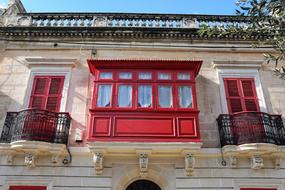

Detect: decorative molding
[18,57,79,68]
[184,153,195,176]
[93,152,104,175]
[92,16,108,27]
[234,179,283,190]
[24,153,37,168]
[138,153,149,177]
[213,60,264,69]
[251,155,264,170]
[229,155,237,168]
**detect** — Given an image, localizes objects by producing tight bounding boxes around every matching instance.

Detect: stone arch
[126,180,161,190]
[114,165,174,190]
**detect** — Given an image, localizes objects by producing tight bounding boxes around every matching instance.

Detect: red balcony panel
[92,117,111,137]
[114,117,174,137]
[89,111,200,142]
[177,117,197,137]
[9,186,46,190]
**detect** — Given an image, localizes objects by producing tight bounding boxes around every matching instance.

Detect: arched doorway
[126,180,161,190]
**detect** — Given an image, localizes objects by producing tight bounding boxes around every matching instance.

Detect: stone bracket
[93,152,104,175]
[138,153,149,178]
[24,152,37,168]
[185,153,195,176]
[251,155,264,169]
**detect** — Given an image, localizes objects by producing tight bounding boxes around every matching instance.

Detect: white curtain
[97,85,112,107]
[179,86,192,108]
[138,85,152,107]
[118,85,132,107]
[99,72,112,79]
[158,73,171,80]
[119,72,132,79]
[158,86,172,108]
[139,73,152,80]
[178,73,190,80]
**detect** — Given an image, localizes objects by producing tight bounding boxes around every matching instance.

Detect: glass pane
[138,85,152,108]
[118,85,132,107]
[139,73,152,80]
[99,72,113,79]
[158,86,173,108]
[178,86,193,108]
[158,73,171,80]
[119,72,132,79]
[178,73,191,80]
[97,85,112,107]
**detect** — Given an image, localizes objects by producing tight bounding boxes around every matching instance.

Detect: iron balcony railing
[0,109,71,145]
[217,111,285,147]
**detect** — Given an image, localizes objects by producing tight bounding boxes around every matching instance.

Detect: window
[29,76,65,112]
[118,85,132,107]
[177,73,191,80]
[138,85,152,108]
[224,78,260,113]
[9,186,47,190]
[93,70,196,110]
[97,84,112,107]
[99,72,113,79]
[178,85,193,108]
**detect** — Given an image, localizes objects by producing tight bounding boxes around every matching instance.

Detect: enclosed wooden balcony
[217,111,285,147]
[0,109,71,144]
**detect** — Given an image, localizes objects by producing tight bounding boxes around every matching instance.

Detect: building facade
[0,0,285,190]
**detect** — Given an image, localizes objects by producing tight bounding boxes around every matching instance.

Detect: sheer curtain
[178,73,191,80]
[118,85,132,107]
[99,72,113,79]
[138,85,152,107]
[158,73,171,80]
[179,86,192,108]
[158,86,172,108]
[97,85,112,107]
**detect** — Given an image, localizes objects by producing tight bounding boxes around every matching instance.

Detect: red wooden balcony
[217,111,285,146]
[89,110,200,142]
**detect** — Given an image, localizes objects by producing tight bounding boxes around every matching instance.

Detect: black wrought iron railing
[217,112,285,147]
[0,109,71,145]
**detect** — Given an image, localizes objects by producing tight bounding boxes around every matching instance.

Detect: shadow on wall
[196,75,222,148]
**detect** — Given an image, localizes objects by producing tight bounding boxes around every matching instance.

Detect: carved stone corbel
[251,155,263,169]
[93,152,104,175]
[51,154,61,164]
[139,153,149,178]
[274,156,281,169]
[24,153,37,168]
[229,155,237,168]
[6,154,14,165]
[185,153,195,176]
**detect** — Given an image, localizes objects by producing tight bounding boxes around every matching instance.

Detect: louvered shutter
[29,76,64,112]
[241,79,259,111]
[46,77,64,112]
[224,79,243,113]
[29,77,48,109]
[224,78,260,113]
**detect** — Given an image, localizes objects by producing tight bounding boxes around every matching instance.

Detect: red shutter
[46,77,64,112]
[241,79,259,112]
[224,79,243,113]
[29,76,64,112]
[224,78,260,113]
[29,77,48,109]
[9,186,47,190]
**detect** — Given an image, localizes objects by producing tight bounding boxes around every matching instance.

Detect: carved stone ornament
[17,16,32,26]
[139,153,149,178]
[183,18,198,29]
[51,154,61,164]
[93,152,104,175]
[185,153,195,176]
[251,155,263,170]
[6,154,14,164]
[229,156,237,168]
[92,16,108,27]
[275,156,281,169]
[24,153,37,168]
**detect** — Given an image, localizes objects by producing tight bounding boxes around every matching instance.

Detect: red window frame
[9,186,47,190]
[29,76,65,112]
[92,70,197,111]
[224,78,260,114]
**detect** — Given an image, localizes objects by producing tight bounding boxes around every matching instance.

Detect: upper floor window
[224,78,260,113]
[29,76,65,112]
[93,70,196,110]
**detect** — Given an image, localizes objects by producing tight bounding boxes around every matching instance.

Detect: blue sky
[2,0,238,15]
